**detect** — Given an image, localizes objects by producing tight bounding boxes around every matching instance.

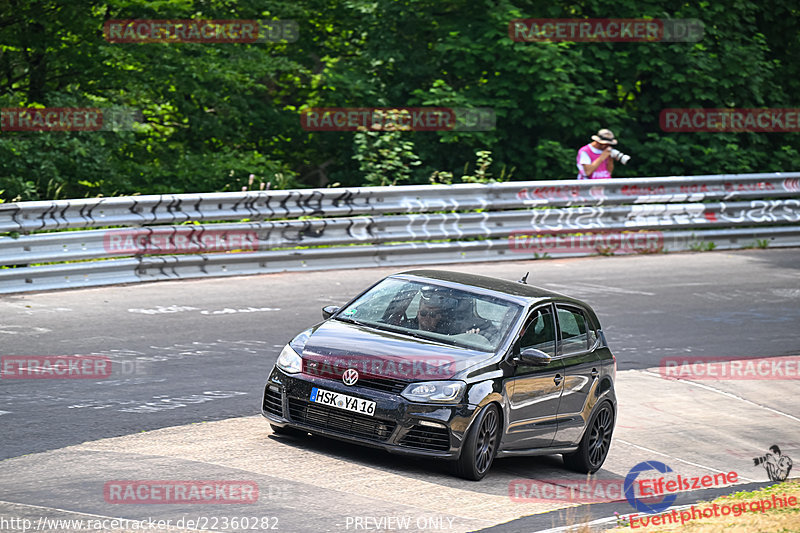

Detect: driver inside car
[381,286,498,342]
[415,288,497,340]
[417,295,448,333]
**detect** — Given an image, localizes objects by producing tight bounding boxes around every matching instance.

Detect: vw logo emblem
[342,368,359,386]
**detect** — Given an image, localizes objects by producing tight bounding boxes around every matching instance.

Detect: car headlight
[401,381,466,403]
[276,344,302,374]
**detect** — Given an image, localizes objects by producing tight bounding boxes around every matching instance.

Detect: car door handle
[591,368,599,378]
[554,374,563,386]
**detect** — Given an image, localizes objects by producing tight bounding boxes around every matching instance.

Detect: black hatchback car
[262,270,617,480]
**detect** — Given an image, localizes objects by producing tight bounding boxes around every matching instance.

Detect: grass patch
[608,479,800,532]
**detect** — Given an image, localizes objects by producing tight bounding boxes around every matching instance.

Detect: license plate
[310,387,376,416]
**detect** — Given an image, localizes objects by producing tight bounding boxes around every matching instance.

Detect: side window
[404,292,422,318]
[475,299,506,323]
[379,289,418,324]
[588,325,599,348]
[520,306,556,356]
[557,306,589,355]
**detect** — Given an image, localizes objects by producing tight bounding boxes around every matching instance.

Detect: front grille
[287,398,396,441]
[302,370,407,394]
[263,386,283,416]
[399,425,451,451]
[353,376,407,394]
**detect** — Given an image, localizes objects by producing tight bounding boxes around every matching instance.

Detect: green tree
[1,0,798,202]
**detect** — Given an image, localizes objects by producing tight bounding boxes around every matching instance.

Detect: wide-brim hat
[591,128,618,145]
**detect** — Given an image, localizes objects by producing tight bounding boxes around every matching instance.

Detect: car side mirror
[322,305,340,320]
[519,348,552,366]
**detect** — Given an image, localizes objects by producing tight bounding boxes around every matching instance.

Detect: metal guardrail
[1,173,799,294]
[2,172,799,233]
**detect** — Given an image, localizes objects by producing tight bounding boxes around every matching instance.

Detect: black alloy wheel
[453,403,500,480]
[563,402,614,473]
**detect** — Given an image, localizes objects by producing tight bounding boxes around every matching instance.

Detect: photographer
[753,445,793,482]
[576,128,621,179]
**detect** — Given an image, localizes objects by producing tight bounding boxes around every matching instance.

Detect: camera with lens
[609,149,631,165]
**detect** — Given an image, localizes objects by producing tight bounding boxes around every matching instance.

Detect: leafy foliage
[429,150,512,184]
[352,128,421,186]
[1,0,798,201]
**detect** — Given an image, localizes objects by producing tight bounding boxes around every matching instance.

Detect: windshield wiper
[370,322,459,348]
[334,315,372,328]
[336,316,469,349]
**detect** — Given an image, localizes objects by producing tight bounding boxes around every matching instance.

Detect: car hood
[295,319,496,381]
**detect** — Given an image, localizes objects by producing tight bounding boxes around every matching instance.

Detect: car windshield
[335,278,522,352]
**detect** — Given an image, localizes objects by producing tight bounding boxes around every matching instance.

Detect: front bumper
[262,367,478,458]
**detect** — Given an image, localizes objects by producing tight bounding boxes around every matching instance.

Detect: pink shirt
[576,144,611,179]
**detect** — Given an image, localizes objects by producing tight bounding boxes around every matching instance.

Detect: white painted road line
[614,439,758,483]
[641,369,800,424]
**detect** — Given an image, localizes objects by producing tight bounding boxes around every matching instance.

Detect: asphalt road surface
[1,249,798,532]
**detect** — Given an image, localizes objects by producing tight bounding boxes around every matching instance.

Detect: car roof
[393,268,561,297]
[388,270,603,327]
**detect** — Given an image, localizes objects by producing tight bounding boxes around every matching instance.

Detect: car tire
[453,403,500,481]
[562,401,614,473]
